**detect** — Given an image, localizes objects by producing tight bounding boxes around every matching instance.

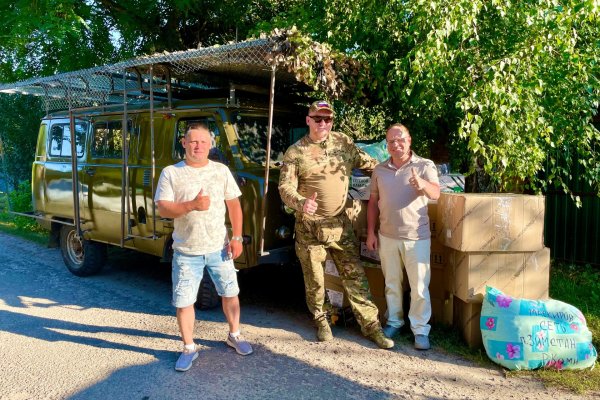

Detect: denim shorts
[171,248,240,308]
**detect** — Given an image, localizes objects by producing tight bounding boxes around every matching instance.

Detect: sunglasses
[309,116,333,123]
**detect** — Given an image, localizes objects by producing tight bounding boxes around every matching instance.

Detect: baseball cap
[308,100,334,114]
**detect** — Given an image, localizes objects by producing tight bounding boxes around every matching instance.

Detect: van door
[40,118,88,220]
[82,117,133,245]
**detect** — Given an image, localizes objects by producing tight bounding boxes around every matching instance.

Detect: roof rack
[0,32,349,112]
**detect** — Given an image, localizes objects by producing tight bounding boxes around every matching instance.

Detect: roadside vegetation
[0,184,47,245]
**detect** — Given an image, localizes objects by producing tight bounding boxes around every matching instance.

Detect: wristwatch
[231,236,243,242]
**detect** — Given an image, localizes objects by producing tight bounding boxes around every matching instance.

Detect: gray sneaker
[414,334,430,350]
[382,324,402,338]
[175,345,199,372]
[226,333,253,355]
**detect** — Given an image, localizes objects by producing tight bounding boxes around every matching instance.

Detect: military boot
[366,328,394,349]
[315,318,333,342]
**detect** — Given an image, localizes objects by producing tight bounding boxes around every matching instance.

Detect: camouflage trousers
[295,212,381,335]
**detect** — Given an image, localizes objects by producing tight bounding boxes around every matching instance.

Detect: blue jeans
[172,248,240,308]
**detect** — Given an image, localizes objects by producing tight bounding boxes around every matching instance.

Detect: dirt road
[0,232,592,399]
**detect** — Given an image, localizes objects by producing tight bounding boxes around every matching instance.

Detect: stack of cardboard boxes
[427,201,454,326]
[437,193,550,347]
[324,192,550,349]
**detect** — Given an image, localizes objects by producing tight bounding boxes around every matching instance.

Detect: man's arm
[155,189,210,218]
[410,167,441,200]
[366,192,380,251]
[278,150,307,212]
[225,197,243,259]
[352,143,378,174]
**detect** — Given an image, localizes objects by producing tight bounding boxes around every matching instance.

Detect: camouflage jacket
[278,131,377,218]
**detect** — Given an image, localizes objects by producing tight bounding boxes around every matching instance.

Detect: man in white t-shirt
[155,123,253,372]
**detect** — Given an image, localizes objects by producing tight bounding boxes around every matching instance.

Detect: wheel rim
[66,229,84,266]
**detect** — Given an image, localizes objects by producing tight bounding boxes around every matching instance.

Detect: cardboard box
[438,193,545,252]
[324,254,376,309]
[448,247,550,303]
[430,261,453,326]
[430,295,454,326]
[430,238,446,267]
[429,263,451,300]
[348,175,371,200]
[370,294,388,324]
[363,261,453,326]
[428,200,441,238]
[453,297,483,348]
[324,253,346,308]
[325,286,350,308]
[324,256,339,277]
[363,262,385,297]
[325,271,388,324]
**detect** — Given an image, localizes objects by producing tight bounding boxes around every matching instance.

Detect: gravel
[0,232,594,399]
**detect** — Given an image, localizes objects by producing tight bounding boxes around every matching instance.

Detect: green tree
[0,95,43,190]
[259,0,600,199]
[0,0,292,192]
[1,1,598,200]
[0,0,291,82]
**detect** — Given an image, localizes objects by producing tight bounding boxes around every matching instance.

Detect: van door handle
[85,168,96,176]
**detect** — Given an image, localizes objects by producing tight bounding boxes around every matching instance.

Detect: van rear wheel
[195,268,220,310]
[60,225,107,277]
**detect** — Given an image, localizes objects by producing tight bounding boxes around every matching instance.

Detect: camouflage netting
[0,29,361,112]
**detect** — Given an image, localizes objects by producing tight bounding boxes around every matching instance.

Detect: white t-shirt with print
[154,160,242,255]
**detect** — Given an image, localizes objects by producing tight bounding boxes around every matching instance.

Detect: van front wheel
[60,225,107,277]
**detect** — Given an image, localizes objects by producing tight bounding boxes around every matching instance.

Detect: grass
[0,217,48,245]
[0,191,48,245]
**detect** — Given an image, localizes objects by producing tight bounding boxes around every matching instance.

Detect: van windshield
[233,113,307,165]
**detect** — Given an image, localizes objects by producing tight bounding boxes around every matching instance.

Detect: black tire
[59,225,107,277]
[195,268,220,310]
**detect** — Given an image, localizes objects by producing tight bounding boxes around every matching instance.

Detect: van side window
[49,122,87,157]
[92,120,131,159]
[174,118,226,164]
[234,113,304,164]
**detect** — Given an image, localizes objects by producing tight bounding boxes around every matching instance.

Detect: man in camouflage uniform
[278,100,393,349]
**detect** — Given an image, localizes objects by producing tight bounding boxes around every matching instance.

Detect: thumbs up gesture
[193,188,210,211]
[303,192,318,215]
[409,167,425,191]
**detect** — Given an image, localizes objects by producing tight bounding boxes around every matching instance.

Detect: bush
[8,180,42,231]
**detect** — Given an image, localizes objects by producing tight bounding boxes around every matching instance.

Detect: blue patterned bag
[481,286,597,370]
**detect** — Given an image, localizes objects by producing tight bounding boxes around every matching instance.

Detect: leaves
[0,0,599,199]
[264,0,600,197]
